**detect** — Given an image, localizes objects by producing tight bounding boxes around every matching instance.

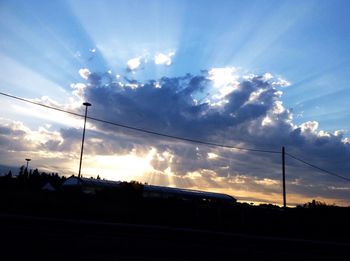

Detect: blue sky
[0,0,349,205]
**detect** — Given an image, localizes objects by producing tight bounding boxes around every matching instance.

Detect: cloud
[154,51,175,66]
[207,67,240,100]
[71,67,350,203]
[125,51,175,72]
[71,83,87,100]
[0,118,66,157]
[79,68,91,80]
[126,57,142,71]
[272,77,291,87]
[77,68,350,156]
[2,65,349,205]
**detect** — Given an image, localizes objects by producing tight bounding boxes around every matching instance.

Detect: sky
[0,0,350,206]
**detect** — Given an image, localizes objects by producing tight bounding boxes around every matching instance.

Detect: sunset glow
[1,0,350,206]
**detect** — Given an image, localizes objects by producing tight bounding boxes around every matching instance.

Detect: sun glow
[84,153,154,181]
[1,0,349,207]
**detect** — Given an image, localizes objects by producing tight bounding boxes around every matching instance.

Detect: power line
[286,152,350,182]
[87,115,281,153]
[1,91,349,182]
[0,91,280,154]
[0,91,82,117]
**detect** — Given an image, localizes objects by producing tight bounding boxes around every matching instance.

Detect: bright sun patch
[87,153,154,181]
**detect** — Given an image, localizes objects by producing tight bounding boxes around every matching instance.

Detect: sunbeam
[0,0,350,206]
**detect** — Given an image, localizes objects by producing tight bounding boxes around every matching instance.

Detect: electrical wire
[0,91,280,153]
[1,90,349,182]
[286,152,350,182]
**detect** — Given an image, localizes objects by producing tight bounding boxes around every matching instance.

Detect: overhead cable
[1,91,349,181]
[0,91,280,154]
[286,152,350,182]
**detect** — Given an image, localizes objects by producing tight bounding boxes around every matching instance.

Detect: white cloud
[262,72,273,81]
[79,68,91,80]
[208,67,239,88]
[127,57,141,71]
[300,121,319,134]
[342,137,350,144]
[207,152,219,159]
[208,67,240,100]
[318,130,331,137]
[154,81,161,88]
[183,171,202,180]
[0,119,63,152]
[254,178,279,186]
[272,101,285,114]
[71,83,86,99]
[124,83,139,89]
[34,95,61,107]
[154,51,175,66]
[261,116,273,126]
[272,77,291,87]
[248,88,264,103]
[334,130,344,137]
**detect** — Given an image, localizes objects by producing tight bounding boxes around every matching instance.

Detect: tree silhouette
[33,168,39,176]
[19,165,24,176]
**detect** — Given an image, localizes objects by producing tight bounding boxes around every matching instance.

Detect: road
[0,214,348,260]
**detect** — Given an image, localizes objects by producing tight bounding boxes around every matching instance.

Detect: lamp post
[282,146,286,208]
[25,158,31,170]
[78,102,91,178]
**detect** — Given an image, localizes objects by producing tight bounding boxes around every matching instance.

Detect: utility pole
[282,146,286,208]
[78,102,91,178]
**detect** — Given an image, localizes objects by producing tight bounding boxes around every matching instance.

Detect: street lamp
[25,158,31,169]
[78,102,92,178]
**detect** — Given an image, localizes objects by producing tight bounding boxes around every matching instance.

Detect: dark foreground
[1,214,349,261]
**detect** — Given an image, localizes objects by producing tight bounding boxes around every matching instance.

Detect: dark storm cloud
[2,66,349,203]
[82,72,284,143]
[84,74,212,138]
[71,68,350,199]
